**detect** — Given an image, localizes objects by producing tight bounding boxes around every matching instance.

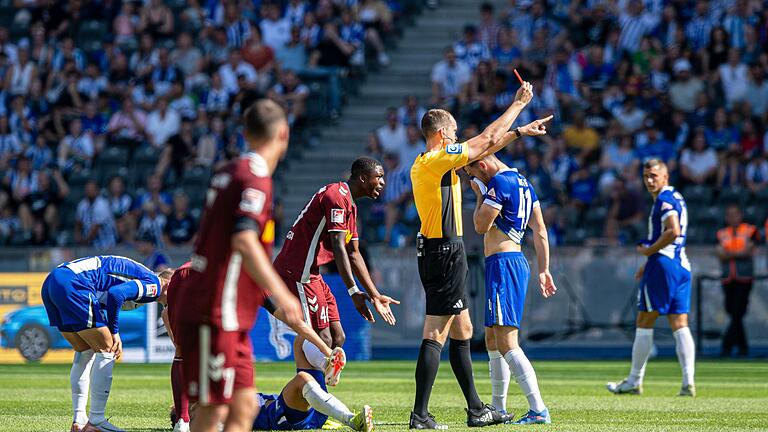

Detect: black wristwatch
[514,127,522,138]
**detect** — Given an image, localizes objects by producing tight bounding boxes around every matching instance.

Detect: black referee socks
[413,338,443,417]
[449,338,484,411]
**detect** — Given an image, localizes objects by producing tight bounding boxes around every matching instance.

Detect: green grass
[0,360,766,431]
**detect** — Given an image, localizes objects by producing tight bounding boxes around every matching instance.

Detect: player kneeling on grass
[465,154,557,425]
[41,255,174,432]
[186,336,373,432]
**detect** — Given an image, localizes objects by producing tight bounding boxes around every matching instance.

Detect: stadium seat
[98,147,129,165]
[683,185,713,205]
[67,169,94,191]
[754,187,768,205]
[718,186,749,206]
[743,206,766,226]
[134,146,161,165]
[181,166,211,187]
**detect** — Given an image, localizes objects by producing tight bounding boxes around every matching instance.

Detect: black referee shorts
[417,235,468,316]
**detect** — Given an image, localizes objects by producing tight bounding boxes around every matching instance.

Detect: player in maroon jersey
[171,99,316,432]
[273,157,400,357]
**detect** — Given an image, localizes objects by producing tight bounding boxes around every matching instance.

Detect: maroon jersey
[176,153,273,331]
[274,182,358,283]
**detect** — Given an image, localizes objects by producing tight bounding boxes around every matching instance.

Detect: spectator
[601,133,636,177]
[156,117,196,181]
[309,22,355,71]
[582,45,615,91]
[376,107,408,155]
[5,45,37,96]
[680,130,718,185]
[106,175,134,243]
[618,0,660,53]
[669,59,704,113]
[145,97,181,149]
[605,177,644,240]
[397,95,426,129]
[544,137,577,193]
[491,27,522,71]
[399,125,425,169]
[744,152,768,194]
[135,229,170,271]
[718,48,748,108]
[355,0,394,63]
[285,0,308,27]
[74,179,117,248]
[612,97,646,132]
[524,150,554,204]
[164,191,196,247]
[745,64,768,117]
[344,6,387,67]
[203,73,230,115]
[703,26,729,72]
[218,49,258,95]
[717,149,744,188]
[77,63,108,102]
[478,2,501,49]
[0,191,21,244]
[133,174,172,217]
[260,3,291,51]
[172,32,205,88]
[18,168,68,240]
[106,96,147,147]
[113,1,139,46]
[202,26,231,67]
[634,120,676,170]
[705,108,739,151]
[739,119,762,156]
[454,25,490,71]
[716,205,759,357]
[241,27,275,82]
[563,111,600,158]
[180,0,208,32]
[468,60,495,103]
[685,0,717,51]
[0,115,23,167]
[381,152,412,246]
[57,118,94,172]
[136,199,167,248]
[430,47,471,111]
[25,136,54,171]
[568,165,598,211]
[267,70,309,127]
[275,26,308,73]
[138,0,174,41]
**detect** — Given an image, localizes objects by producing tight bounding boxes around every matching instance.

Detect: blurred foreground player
[41,255,173,432]
[465,153,556,424]
[273,157,399,375]
[165,263,346,432]
[171,99,312,432]
[607,159,696,396]
[409,81,552,428]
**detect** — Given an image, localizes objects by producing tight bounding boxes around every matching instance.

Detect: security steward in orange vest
[716,205,760,357]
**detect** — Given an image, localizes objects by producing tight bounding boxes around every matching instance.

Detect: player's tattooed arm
[637,212,681,257]
[348,239,400,326]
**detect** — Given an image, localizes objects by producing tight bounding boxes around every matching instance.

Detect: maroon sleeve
[233,173,269,233]
[324,186,352,233]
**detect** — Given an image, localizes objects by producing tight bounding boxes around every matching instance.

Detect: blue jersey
[55,256,161,333]
[253,369,328,430]
[483,168,540,244]
[646,186,690,271]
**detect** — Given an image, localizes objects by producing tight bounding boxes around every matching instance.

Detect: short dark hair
[242,99,286,142]
[420,109,454,139]
[643,158,667,171]
[350,157,382,180]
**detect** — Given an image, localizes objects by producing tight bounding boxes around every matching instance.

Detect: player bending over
[186,336,372,432]
[465,154,556,425]
[607,159,696,396]
[164,263,347,432]
[273,157,399,374]
[41,255,174,432]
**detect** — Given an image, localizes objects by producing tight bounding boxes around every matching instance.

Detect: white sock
[301,380,355,426]
[504,348,546,413]
[302,339,327,370]
[487,350,510,412]
[71,349,95,425]
[89,352,116,424]
[673,327,695,386]
[628,328,654,387]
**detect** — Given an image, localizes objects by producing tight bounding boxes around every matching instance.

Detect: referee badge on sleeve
[446,143,462,154]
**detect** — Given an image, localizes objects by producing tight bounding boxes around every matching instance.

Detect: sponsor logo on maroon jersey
[331,209,345,223]
[240,188,266,214]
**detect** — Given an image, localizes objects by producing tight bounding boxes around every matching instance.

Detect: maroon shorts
[280,273,340,331]
[174,324,254,405]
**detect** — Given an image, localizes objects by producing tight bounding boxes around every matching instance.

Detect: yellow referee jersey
[410,142,469,239]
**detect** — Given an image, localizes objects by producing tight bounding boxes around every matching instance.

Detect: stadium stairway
[278,0,487,221]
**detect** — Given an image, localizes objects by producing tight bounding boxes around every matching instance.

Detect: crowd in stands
[0,0,412,250]
[365,0,768,248]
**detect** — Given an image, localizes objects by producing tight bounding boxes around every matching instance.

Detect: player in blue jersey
[187,336,373,432]
[607,159,696,397]
[40,255,175,432]
[465,154,557,425]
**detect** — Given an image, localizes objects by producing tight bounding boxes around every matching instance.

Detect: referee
[409,80,552,429]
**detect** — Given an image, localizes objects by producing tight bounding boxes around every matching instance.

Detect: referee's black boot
[409,412,448,430]
[466,404,514,427]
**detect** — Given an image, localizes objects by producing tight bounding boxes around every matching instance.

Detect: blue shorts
[253,369,328,430]
[484,252,529,328]
[638,255,692,315]
[41,268,106,333]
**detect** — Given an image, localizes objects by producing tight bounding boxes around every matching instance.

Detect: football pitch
[1,360,766,432]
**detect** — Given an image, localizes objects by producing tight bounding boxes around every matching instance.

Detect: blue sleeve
[659,193,679,222]
[483,176,504,210]
[105,281,141,334]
